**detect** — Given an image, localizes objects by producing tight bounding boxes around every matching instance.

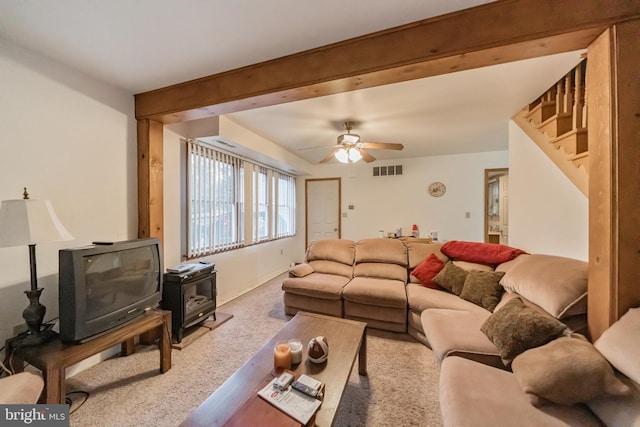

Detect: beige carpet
[67,273,443,427]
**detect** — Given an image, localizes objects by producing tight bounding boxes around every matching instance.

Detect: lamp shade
[348,148,362,162]
[0,199,73,247]
[335,148,349,163]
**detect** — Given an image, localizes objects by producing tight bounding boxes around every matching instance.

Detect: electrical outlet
[13,323,28,336]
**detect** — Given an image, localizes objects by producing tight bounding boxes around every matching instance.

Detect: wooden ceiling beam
[134,0,640,123]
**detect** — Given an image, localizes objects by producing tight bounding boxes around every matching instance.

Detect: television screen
[84,246,160,321]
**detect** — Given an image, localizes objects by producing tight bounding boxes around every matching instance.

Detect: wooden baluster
[581,61,588,129]
[565,72,574,116]
[556,80,564,116]
[573,61,584,131]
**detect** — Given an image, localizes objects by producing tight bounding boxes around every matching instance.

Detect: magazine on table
[257,376,322,425]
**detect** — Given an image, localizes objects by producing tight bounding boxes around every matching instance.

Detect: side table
[5,309,172,404]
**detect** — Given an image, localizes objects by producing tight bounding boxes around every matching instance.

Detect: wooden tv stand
[5,309,172,404]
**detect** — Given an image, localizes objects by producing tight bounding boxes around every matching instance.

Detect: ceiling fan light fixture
[348,147,362,162]
[335,148,349,163]
[338,133,360,145]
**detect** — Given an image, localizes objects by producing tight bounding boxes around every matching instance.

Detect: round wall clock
[428,181,446,197]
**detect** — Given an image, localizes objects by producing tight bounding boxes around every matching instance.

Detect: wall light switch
[348,205,354,210]
[342,212,347,218]
[465,211,471,219]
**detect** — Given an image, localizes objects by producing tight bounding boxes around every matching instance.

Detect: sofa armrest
[0,372,44,404]
[289,263,315,278]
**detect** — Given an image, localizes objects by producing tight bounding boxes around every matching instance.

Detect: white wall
[0,39,137,368]
[508,121,588,260]
[311,151,509,242]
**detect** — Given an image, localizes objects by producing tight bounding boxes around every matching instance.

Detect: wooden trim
[512,111,588,196]
[586,29,615,341]
[484,168,508,243]
[137,119,164,242]
[134,0,640,123]
[304,178,341,249]
[612,20,640,326]
[587,20,640,340]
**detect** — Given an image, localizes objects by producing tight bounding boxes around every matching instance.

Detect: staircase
[512,59,588,196]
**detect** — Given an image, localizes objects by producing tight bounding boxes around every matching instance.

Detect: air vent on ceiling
[213,139,236,148]
[373,165,403,177]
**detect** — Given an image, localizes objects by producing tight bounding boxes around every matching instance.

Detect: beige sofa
[284,238,638,426]
[283,238,412,332]
[439,308,640,426]
[0,372,44,404]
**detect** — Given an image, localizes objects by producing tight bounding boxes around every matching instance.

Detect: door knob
[333,228,338,232]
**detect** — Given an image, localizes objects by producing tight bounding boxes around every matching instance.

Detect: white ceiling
[0,1,584,164]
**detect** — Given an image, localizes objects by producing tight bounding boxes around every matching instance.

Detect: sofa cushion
[499,254,587,319]
[433,262,468,295]
[459,270,505,312]
[441,240,527,266]
[439,356,605,427]
[589,308,640,427]
[282,273,351,300]
[308,259,353,278]
[588,377,640,427]
[406,284,489,315]
[0,372,44,404]
[421,309,501,367]
[406,240,445,268]
[452,260,495,272]
[355,238,408,265]
[354,262,407,282]
[411,253,445,289]
[481,297,570,366]
[306,239,356,265]
[594,307,640,384]
[342,277,407,309]
[511,334,630,406]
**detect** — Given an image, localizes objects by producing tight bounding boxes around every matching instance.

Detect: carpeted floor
[67,273,443,427]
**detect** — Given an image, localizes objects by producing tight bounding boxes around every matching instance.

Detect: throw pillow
[441,240,527,266]
[512,334,631,406]
[481,297,569,366]
[499,254,588,319]
[459,270,506,312]
[433,261,468,295]
[289,263,314,277]
[411,253,445,289]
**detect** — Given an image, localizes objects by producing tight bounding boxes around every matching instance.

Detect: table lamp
[0,188,73,346]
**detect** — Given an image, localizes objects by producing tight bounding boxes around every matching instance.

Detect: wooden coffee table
[180,311,367,427]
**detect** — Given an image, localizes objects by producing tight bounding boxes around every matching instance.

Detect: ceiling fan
[303,122,404,164]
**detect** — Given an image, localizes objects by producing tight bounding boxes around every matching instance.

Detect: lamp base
[20,328,56,347]
[21,287,54,347]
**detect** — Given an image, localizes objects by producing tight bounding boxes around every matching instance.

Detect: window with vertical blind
[187,139,296,257]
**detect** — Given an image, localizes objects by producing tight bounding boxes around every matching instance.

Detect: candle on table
[288,339,303,365]
[274,342,292,370]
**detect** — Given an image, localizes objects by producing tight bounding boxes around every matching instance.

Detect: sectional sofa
[282,238,639,426]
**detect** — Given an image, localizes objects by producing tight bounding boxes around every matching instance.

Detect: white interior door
[306,178,340,246]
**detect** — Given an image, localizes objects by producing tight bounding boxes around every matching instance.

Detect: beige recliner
[0,372,44,404]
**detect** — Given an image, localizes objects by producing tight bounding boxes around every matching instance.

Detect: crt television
[58,238,163,343]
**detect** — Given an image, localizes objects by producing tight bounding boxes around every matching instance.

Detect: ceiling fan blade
[319,149,339,164]
[360,149,376,163]
[361,142,404,150]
